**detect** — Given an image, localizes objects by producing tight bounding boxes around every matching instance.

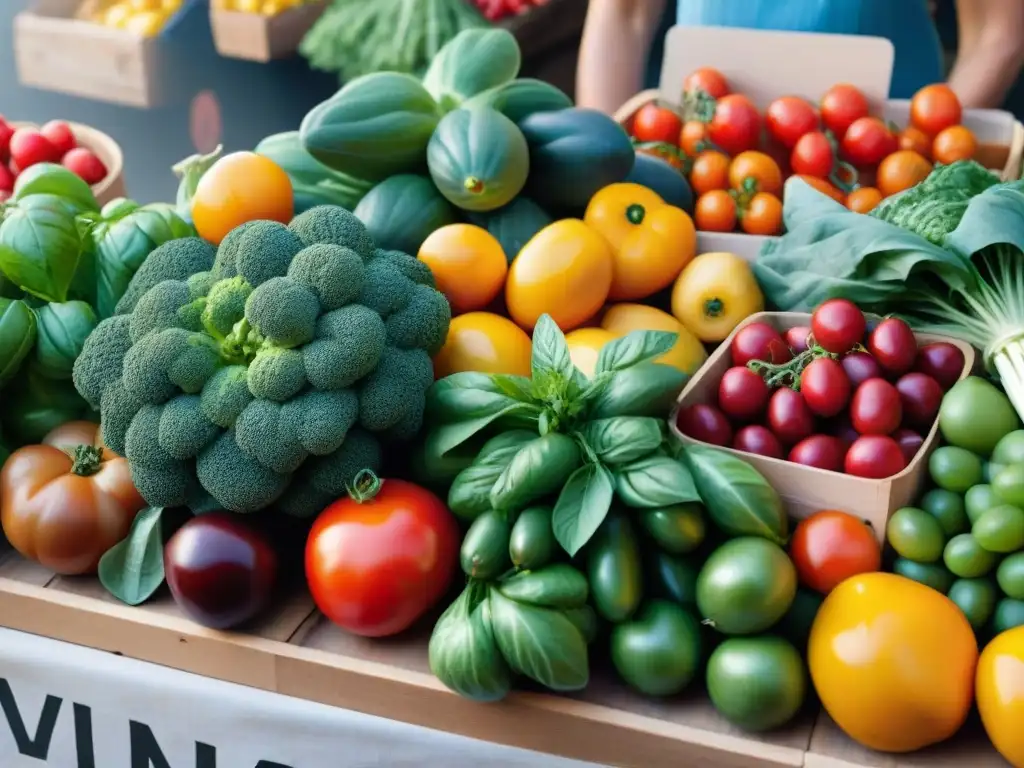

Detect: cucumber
[587,513,643,622]
[508,505,557,570]
[460,510,512,579]
[354,175,458,256]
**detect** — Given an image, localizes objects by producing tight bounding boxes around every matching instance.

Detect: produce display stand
[209,0,328,62]
[615,26,1024,262]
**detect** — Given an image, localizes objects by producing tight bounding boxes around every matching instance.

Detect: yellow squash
[432,312,532,378]
[977,625,1024,768]
[565,328,616,378]
[584,183,696,301]
[599,303,707,376]
[671,251,764,343]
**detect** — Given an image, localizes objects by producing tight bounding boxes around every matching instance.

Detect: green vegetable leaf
[530,314,575,382]
[447,431,537,521]
[98,507,165,606]
[2,360,89,444]
[426,372,541,455]
[613,454,700,508]
[588,362,687,419]
[488,587,589,692]
[491,373,536,403]
[497,563,589,609]
[0,297,37,387]
[0,205,83,302]
[32,300,98,380]
[552,462,614,556]
[578,417,663,465]
[12,163,99,213]
[595,330,677,375]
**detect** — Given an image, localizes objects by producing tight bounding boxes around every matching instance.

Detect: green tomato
[775,588,824,652]
[997,552,1024,600]
[992,463,1024,508]
[892,557,955,594]
[992,430,1024,465]
[919,488,969,537]
[610,600,702,697]
[939,376,1020,456]
[972,504,1024,554]
[943,533,998,578]
[947,578,998,629]
[929,446,984,493]
[965,484,1001,524]
[992,598,1024,634]
[886,507,946,563]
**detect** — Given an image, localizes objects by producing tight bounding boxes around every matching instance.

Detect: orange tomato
[505,219,613,332]
[790,174,845,204]
[808,573,977,753]
[911,83,962,136]
[740,192,782,235]
[680,121,709,156]
[789,510,881,594]
[876,150,932,198]
[898,125,932,159]
[689,150,730,196]
[976,626,1024,768]
[584,183,696,301]
[932,125,978,164]
[431,312,532,378]
[846,186,883,214]
[694,190,737,232]
[599,303,707,375]
[191,152,293,246]
[417,224,507,315]
[564,327,616,378]
[728,151,783,196]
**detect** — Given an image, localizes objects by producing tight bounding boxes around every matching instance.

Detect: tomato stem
[625,204,646,225]
[70,445,103,476]
[703,298,725,319]
[347,469,382,503]
[747,342,837,389]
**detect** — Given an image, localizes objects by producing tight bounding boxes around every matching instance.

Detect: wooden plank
[0,541,55,587]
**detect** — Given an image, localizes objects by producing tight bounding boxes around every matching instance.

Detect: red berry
[62,147,108,185]
[40,120,77,157]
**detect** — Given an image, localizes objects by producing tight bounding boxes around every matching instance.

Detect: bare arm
[575,0,667,114]
[947,0,1024,109]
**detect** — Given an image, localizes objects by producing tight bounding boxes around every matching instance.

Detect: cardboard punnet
[209,0,328,62]
[614,26,1024,262]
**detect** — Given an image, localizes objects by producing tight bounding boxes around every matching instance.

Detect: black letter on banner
[130,721,173,768]
[0,679,61,758]
[196,741,217,768]
[73,703,96,768]
[255,762,295,768]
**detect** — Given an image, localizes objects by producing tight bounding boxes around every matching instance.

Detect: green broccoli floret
[303,304,386,390]
[125,403,195,507]
[196,430,289,513]
[159,395,220,460]
[121,328,186,404]
[100,378,144,456]
[386,283,451,354]
[359,347,434,431]
[248,347,306,401]
[244,277,319,348]
[359,258,414,318]
[373,249,435,288]
[129,280,191,342]
[212,220,259,278]
[289,206,375,259]
[73,314,133,408]
[202,276,252,338]
[234,399,306,473]
[233,220,304,286]
[166,333,221,394]
[287,244,365,311]
[187,271,216,299]
[279,388,359,455]
[277,427,382,518]
[200,365,252,428]
[115,238,216,314]
[384,395,425,442]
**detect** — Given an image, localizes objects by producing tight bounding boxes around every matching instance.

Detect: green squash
[354,175,458,256]
[463,78,572,124]
[519,107,635,212]
[467,196,552,263]
[422,28,521,109]
[299,72,440,182]
[427,107,529,213]
[255,131,374,212]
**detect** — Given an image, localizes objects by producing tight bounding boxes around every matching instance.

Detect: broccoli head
[74,206,451,515]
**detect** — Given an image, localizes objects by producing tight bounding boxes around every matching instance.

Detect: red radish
[0,121,14,163]
[0,164,13,193]
[40,120,77,156]
[9,128,59,170]
[733,425,784,459]
[62,147,108,185]
[676,403,733,447]
[784,326,811,353]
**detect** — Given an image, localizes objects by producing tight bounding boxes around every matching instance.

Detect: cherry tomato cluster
[676,300,967,480]
[0,117,109,203]
[628,69,980,236]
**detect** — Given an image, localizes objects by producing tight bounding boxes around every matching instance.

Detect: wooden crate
[0,542,1007,768]
[210,1,328,62]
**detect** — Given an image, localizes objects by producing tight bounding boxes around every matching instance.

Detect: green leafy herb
[588,362,687,419]
[447,431,537,520]
[489,433,581,514]
[578,417,663,465]
[2,361,90,444]
[98,507,165,606]
[530,314,575,382]
[0,205,83,303]
[497,564,589,609]
[0,298,36,387]
[12,163,99,213]
[426,371,541,455]
[31,301,98,380]
[552,462,614,556]
[613,454,700,509]
[594,330,677,375]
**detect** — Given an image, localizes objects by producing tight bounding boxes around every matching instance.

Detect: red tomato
[811,299,866,354]
[867,318,918,376]
[791,131,835,178]
[63,148,108,185]
[892,428,925,462]
[305,474,459,638]
[8,128,59,170]
[0,164,13,194]
[844,435,907,478]
[790,510,882,594]
[801,358,851,417]
[0,120,13,163]
[895,372,943,429]
[733,425,784,459]
[841,117,898,167]
[911,84,962,136]
[731,322,793,366]
[841,351,883,388]
[633,103,684,144]
[820,84,870,137]
[789,435,848,472]
[708,95,762,156]
[676,403,733,446]
[683,67,730,99]
[831,416,861,448]
[40,120,77,157]
[694,189,737,232]
[850,378,903,435]
[718,366,771,422]
[766,96,819,148]
[768,387,816,445]
[914,342,965,390]
[680,120,710,156]
[785,326,812,354]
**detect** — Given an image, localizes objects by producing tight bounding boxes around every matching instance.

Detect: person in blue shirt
[576,0,1024,115]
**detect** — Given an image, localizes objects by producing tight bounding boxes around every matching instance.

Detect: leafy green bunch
[0,164,193,445]
[72,205,451,518]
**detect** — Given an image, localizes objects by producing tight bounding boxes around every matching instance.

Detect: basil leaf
[430,403,539,457]
[0,205,83,302]
[530,314,575,382]
[447,431,537,520]
[427,371,530,423]
[100,197,141,220]
[578,417,663,465]
[13,163,99,212]
[497,563,589,609]
[488,587,589,692]
[613,454,700,509]
[489,433,581,514]
[0,297,36,386]
[552,462,614,556]
[491,373,536,403]
[595,330,677,375]
[32,300,97,380]
[98,507,165,606]
[588,362,687,419]
[2,360,90,444]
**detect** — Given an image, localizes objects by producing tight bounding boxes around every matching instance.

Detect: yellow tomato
[191,152,293,246]
[127,0,161,10]
[808,573,977,753]
[418,224,507,316]
[505,219,613,332]
[233,0,262,11]
[977,626,1024,768]
[584,183,696,301]
[670,251,763,343]
[432,312,532,379]
[565,328,616,378]
[599,303,707,376]
[102,4,131,26]
[122,10,164,35]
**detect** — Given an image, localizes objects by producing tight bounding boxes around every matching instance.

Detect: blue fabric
[645,0,944,99]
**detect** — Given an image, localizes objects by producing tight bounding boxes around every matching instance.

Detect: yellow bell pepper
[583,183,697,302]
[671,251,764,343]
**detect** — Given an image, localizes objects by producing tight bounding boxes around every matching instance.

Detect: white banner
[0,628,602,768]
